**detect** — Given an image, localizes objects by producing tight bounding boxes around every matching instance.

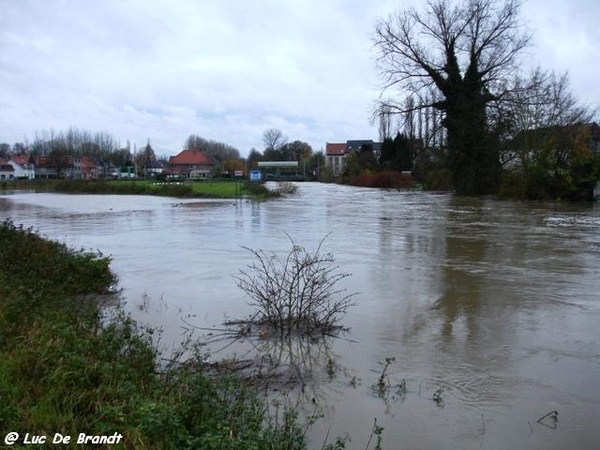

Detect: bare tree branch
[234,237,357,336]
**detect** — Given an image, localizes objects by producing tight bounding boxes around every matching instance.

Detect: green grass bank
[0,179,280,199]
[0,219,309,449]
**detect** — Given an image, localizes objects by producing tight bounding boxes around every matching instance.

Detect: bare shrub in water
[273,181,298,195]
[235,236,356,335]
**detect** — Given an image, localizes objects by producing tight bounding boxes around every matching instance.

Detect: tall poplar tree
[374,0,530,195]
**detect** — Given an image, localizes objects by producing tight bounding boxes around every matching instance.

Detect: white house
[325,143,347,176]
[9,155,35,179]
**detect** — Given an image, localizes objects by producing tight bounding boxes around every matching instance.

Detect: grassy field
[0,219,309,449]
[0,179,276,199]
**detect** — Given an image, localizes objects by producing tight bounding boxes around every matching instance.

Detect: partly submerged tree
[373,0,531,195]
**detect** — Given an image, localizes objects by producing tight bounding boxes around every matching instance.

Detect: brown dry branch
[235,235,357,337]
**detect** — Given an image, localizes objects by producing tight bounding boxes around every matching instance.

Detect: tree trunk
[443,89,499,195]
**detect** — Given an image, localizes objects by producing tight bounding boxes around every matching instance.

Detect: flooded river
[2,183,600,449]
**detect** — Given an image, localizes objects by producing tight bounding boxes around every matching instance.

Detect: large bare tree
[374,0,530,195]
[261,128,288,160]
[262,128,287,153]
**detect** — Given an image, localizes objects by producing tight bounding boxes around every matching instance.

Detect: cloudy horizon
[1,0,598,157]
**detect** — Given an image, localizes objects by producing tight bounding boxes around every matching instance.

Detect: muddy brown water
[2,183,600,449]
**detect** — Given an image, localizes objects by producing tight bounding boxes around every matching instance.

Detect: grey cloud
[1,0,597,155]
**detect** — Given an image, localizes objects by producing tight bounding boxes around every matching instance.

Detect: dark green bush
[498,170,527,199]
[424,168,453,191]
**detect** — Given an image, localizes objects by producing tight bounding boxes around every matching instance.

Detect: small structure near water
[257,161,305,181]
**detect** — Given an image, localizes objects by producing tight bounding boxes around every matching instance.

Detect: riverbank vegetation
[370,0,600,200]
[0,178,292,200]
[0,219,314,449]
[320,134,448,191]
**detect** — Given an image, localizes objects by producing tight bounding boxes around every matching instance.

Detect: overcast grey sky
[1,0,598,157]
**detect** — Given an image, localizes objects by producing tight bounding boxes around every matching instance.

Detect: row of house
[0,155,123,180]
[326,123,600,177]
[0,149,218,181]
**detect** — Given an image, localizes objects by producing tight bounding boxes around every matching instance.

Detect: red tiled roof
[11,155,30,165]
[35,156,49,166]
[35,155,74,166]
[81,156,95,169]
[326,143,346,156]
[169,149,214,165]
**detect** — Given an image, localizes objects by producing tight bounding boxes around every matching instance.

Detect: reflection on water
[210,333,347,414]
[2,187,600,449]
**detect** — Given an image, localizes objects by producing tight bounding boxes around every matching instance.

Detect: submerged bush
[273,181,298,195]
[235,236,357,335]
[243,181,282,198]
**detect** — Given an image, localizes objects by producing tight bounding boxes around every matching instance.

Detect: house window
[328,157,333,166]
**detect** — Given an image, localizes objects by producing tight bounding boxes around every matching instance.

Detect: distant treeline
[0,128,245,169]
